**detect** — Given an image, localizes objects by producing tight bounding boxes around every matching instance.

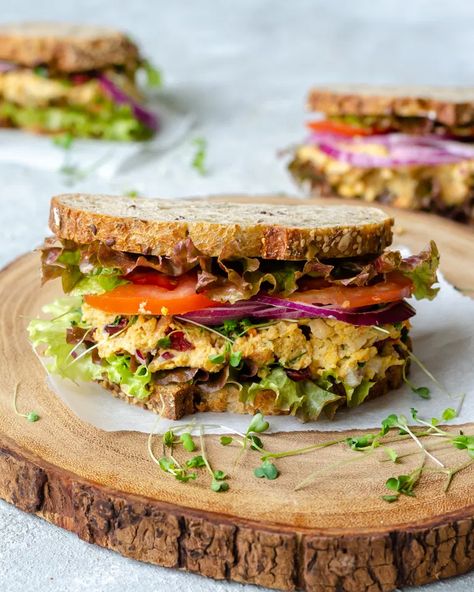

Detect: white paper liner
[43,269,474,435]
[0,97,194,179]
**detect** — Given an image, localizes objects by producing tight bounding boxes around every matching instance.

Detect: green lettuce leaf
[41,241,127,294]
[105,355,152,399]
[28,297,152,400]
[27,297,103,382]
[246,367,304,411]
[71,268,127,296]
[41,238,440,304]
[344,379,374,408]
[241,367,343,422]
[0,100,152,141]
[400,241,440,300]
[296,380,343,422]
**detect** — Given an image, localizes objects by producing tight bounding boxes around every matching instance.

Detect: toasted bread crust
[99,360,407,421]
[308,85,474,126]
[0,22,140,72]
[49,193,393,260]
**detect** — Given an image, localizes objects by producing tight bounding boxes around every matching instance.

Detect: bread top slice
[0,22,140,72]
[49,194,393,260]
[308,84,474,127]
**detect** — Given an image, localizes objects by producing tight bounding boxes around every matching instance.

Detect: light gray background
[0,1,473,591]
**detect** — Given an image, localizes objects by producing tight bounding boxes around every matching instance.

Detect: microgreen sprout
[157,336,172,348]
[142,60,163,88]
[402,361,430,399]
[381,412,445,467]
[53,132,74,150]
[208,353,225,364]
[163,430,175,447]
[148,421,199,484]
[442,407,457,421]
[66,327,93,360]
[198,425,228,492]
[191,137,208,175]
[12,382,40,423]
[383,462,424,502]
[66,321,130,366]
[186,455,206,468]
[180,432,196,452]
[146,403,472,503]
[254,460,279,480]
[384,447,399,463]
[229,350,242,368]
[175,316,235,344]
[294,449,378,492]
[399,343,466,414]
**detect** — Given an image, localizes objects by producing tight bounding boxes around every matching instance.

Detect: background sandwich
[289,85,474,224]
[29,194,440,421]
[0,22,160,140]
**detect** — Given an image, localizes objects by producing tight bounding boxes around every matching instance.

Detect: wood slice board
[1,196,474,592]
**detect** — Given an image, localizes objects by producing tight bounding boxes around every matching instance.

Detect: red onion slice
[253,295,416,326]
[179,297,415,327]
[308,132,474,167]
[98,74,159,132]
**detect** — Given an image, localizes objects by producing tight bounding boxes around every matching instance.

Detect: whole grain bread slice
[0,22,140,72]
[49,193,393,260]
[100,358,407,420]
[308,85,474,126]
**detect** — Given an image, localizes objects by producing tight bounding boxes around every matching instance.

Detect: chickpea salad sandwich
[0,22,160,140]
[28,194,440,421]
[290,85,474,224]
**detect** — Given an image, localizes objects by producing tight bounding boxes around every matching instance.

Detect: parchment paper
[44,269,474,435]
[0,97,194,179]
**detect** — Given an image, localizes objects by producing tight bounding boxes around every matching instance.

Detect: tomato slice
[125,269,178,290]
[306,120,375,137]
[84,274,216,315]
[289,273,413,309]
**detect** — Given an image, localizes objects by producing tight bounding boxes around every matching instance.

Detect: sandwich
[289,85,474,224]
[0,22,159,140]
[28,194,440,421]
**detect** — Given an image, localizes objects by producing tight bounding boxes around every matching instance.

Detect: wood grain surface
[0,196,473,592]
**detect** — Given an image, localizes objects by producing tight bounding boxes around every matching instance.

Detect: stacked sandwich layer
[29,196,440,421]
[289,85,474,223]
[0,23,159,140]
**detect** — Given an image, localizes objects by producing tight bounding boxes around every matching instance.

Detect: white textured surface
[1,1,474,591]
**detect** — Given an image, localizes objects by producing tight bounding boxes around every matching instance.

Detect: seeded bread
[308,85,474,126]
[100,359,407,420]
[49,193,393,260]
[0,22,140,72]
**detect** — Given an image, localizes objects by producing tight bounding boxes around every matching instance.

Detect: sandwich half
[0,22,159,140]
[289,85,474,223]
[29,194,440,421]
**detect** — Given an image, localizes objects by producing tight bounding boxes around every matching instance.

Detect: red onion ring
[179,297,415,327]
[98,74,159,132]
[308,132,474,167]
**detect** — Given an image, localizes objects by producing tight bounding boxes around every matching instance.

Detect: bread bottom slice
[98,356,409,421]
[289,146,474,224]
